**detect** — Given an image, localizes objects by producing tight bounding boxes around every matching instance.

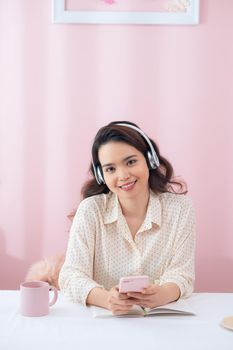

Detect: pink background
[0,0,233,291]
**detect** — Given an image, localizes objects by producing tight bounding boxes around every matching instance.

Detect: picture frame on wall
[52,0,200,25]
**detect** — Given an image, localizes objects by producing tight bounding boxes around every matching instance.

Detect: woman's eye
[105,167,115,173]
[127,159,137,166]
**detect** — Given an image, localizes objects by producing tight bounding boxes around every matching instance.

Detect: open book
[90,299,195,318]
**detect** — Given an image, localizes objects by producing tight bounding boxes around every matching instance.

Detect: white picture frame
[52,0,199,25]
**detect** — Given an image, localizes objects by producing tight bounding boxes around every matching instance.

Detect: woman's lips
[119,181,137,191]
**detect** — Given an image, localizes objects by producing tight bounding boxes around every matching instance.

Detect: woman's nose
[118,168,130,181]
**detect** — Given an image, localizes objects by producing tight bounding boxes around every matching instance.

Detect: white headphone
[92,123,160,185]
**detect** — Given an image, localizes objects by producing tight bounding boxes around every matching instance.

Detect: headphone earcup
[96,166,105,185]
[147,151,157,169]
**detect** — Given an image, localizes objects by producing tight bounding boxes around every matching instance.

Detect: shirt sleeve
[58,198,104,305]
[157,196,196,298]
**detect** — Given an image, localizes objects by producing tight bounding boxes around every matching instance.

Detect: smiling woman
[58,121,196,315]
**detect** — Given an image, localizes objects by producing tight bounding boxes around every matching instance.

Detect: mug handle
[49,285,58,307]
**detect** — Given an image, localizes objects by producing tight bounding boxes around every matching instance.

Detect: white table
[0,291,233,350]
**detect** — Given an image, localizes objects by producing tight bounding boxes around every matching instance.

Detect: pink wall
[0,0,233,291]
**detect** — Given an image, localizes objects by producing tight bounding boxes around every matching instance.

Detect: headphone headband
[115,123,160,167]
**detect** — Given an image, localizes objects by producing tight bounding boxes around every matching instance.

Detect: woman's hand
[107,286,135,315]
[126,283,180,309]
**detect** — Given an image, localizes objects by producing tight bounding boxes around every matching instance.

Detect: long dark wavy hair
[81,121,187,199]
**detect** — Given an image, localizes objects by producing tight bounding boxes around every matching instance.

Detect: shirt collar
[103,192,119,224]
[103,191,161,229]
[139,191,161,232]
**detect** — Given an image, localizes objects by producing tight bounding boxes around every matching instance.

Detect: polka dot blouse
[59,191,196,306]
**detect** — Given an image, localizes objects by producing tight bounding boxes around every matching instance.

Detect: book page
[90,305,144,318]
[90,299,195,318]
[146,299,195,316]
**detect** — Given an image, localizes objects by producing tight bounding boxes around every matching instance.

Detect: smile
[119,181,137,191]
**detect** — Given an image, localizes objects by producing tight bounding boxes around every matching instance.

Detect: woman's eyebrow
[102,162,114,168]
[102,155,137,168]
[123,154,137,162]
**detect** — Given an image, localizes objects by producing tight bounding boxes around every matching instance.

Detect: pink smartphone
[118,275,150,293]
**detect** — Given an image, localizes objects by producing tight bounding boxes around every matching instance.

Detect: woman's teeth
[120,181,136,190]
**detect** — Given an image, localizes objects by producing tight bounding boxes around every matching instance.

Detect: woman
[59,121,196,315]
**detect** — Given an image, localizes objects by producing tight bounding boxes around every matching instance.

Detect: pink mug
[20,281,58,317]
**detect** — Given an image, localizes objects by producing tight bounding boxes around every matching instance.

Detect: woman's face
[98,141,150,201]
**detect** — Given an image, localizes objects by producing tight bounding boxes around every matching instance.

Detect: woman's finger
[111,285,130,300]
[142,284,160,295]
[110,303,133,313]
[130,298,151,304]
[110,295,135,306]
[112,309,132,315]
[127,292,148,299]
[118,292,130,300]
